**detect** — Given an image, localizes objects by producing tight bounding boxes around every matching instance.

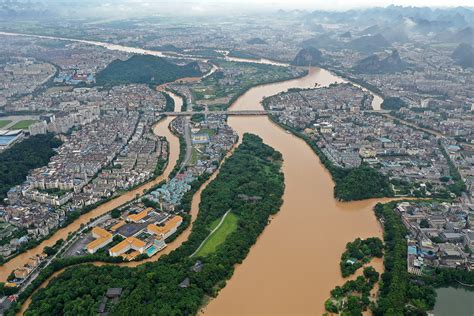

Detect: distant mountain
[340,31,352,38]
[348,34,390,53]
[353,50,407,74]
[452,43,474,68]
[96,55,202,87]
[360,25,381,35]
[0,1,51,19]
[301,34,341,50]
[291,47,323,66]
[379,27,409,44]
[454,27,474,45]
[246,38,267,45]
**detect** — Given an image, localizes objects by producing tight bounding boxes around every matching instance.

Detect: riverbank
[18,134,285,315]
[263,110,393,201]
[202,67,392,315]
[0,94,183,282]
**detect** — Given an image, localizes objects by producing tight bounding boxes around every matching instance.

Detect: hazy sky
[54,0,473,18]
[205,0,472,10]
[115,0,473,11]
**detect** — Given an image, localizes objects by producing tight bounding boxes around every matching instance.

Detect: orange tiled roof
[110,220,125,232]
[109,237,145,255]
[87,227,113,252]
[148,216,183,236]
[92,227,112,238]
[127,208,151,222]
[5,282,17,288]
[121,250,141,261]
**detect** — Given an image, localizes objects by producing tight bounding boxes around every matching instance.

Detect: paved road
[16,215,109,296]
[160,110,272,116]
[190,210,230,258]
[183,117,192,167]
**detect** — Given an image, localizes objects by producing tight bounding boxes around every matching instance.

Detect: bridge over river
[160,110,276,116]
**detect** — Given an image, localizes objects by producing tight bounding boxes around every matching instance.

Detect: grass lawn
[189,148,201,166]
[195,212,238,257]
[9,120,38,130]
[0,120,12,129]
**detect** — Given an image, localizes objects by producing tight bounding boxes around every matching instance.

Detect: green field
[194,211,238,257]
[0,120,12,129]
[9,120,38,130]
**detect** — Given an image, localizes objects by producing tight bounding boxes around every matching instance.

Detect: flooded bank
[0,93,182,283]
[203,68,388,315]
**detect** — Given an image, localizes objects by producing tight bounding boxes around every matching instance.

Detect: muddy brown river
[202,68,388,315]
[0,33,389,314]
[0,92,182,283]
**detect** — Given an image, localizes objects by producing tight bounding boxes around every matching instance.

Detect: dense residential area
[0,3,473,316]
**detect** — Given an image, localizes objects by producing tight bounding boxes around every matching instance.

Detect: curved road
[190,210,231,258]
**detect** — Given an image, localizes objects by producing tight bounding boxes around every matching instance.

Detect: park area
[193,211,238,257]
[0,120,12,129]
[9,120,38,130]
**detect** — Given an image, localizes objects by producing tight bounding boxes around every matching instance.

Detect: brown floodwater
[202,68,388,315]
[14,68,389,316]
[0,93,183,283]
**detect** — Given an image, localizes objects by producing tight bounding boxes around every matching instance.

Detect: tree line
[21,133,285,316]
[0,133,62,203]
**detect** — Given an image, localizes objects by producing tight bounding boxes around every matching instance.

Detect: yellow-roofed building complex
[108,237,146,258]
[127,208,152,223]
[86,227,113,254]
[147,215,183,240]
[110,220,125,232]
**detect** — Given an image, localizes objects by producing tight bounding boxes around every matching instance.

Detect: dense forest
[340,237,383,277]
[333,166,393,201]
[23,133,285,315]
[162,91,175,112]
[96,55,202,87]
[0,134,62,203]
[381,96,408,111]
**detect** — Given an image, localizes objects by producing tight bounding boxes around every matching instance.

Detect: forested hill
[96,55,202,87]
[0,134,62,203]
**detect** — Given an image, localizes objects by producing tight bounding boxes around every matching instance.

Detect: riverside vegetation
[265,111,393,201]
[0,133,62,202]
[18,133,284,315]
[96,55,202,87]
[324,237,383,315]
[372,202,474,315]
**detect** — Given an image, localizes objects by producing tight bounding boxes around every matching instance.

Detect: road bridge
[159,110,276,116]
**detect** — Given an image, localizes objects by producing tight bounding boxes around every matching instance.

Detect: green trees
[340,237,383,277]
[265,114,393,201]
[96,55,202,87]
[23,133,285,316]
[325,266,380,315]
[381,97,408,111]
[333,165,393,201]
[0,133,62,202]
[163,92,175,112]
[438,142,466,196]
[191,113,205,123]
[373,203,437,315]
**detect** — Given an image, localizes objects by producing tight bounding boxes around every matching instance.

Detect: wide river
[202,67,389,315]
[0,31,388,315]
